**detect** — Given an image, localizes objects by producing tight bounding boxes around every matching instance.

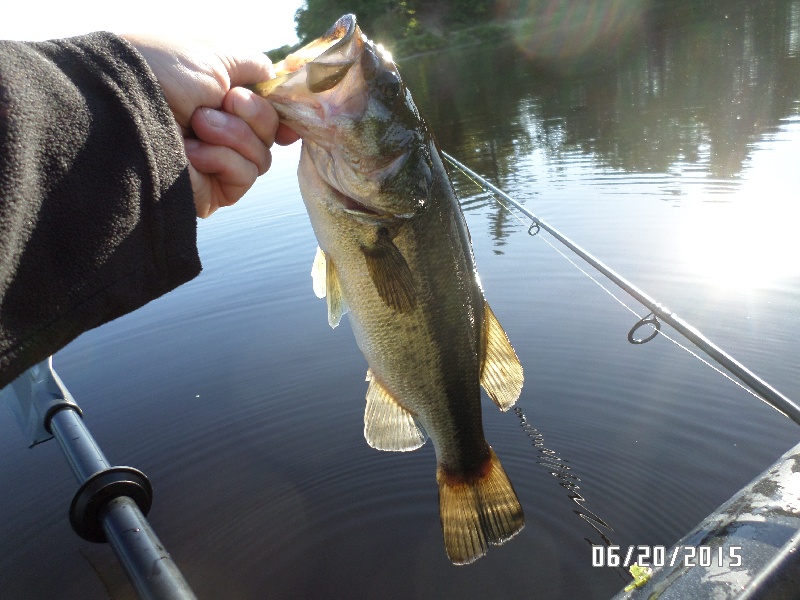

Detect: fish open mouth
[252,15,360,97]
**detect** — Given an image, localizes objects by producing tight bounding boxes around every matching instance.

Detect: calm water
[2,2,799,598]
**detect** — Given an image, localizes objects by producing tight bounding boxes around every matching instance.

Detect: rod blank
[442,151,800,427]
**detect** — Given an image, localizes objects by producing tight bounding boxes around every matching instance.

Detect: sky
[0,0,303,51]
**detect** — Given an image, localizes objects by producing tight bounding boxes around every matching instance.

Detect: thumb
[224,51,276,88]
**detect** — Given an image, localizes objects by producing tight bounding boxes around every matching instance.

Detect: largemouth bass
[254,14,525,564]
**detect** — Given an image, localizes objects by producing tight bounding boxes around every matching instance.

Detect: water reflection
[400,0,800,250]
[514,408,616,548]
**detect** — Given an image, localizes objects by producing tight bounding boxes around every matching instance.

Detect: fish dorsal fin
[311,246,327,299]
[480,301,524,411]
[364,369,427,451]
[360,230,417,314]
[310,246,348,328]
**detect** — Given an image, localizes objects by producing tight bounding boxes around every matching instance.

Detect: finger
[184,139,263,217]
[223,87,280,148]
[187,165,216,218]
[224,51,276,89]
[190,108,272,175]
[275,123,301,146]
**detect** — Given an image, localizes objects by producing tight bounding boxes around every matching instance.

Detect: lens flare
[497,0,648,72]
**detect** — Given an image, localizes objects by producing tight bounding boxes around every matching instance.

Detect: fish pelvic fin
[480,301,524,411]
[364,369,427,451]
[311,246,327,299]
[360,229,417,314]
[310,246,349,328]
[437,447,525,565]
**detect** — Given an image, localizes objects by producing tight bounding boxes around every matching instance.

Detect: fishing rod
[441,151,800,428]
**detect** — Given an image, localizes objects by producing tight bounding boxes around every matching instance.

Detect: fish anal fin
[480,301,524,411]
[325,253,348,328]
[311,246,326,299]
[364,369,427,451]
[437,447,525,565]
[361,230,416,314]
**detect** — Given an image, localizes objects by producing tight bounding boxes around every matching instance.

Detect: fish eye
[361,48,380,81]
[376,71,402,106]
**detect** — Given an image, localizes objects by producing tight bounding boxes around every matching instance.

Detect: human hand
[122,35,299,217]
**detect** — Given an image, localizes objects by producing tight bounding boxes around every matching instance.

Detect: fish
[252,14,525,564]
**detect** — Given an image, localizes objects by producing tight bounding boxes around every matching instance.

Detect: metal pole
[442,151,800,426]
[47,407,196,600]
[101,496,198,600]
[1,359,197,600]
[49,405,111,480]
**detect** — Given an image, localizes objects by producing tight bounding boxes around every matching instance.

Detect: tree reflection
[399,0,800,247]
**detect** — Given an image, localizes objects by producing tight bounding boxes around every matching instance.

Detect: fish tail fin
[436,447,524,565]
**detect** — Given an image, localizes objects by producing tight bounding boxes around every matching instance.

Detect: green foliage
[391,31,448,58]
[266,44,302,63]
[295,1,416,44]
[446,0,493,25]
[292,0,498,55]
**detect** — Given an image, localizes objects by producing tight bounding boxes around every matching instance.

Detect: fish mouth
[252,15,360,97]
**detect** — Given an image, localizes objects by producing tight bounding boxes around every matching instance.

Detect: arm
[0,32,294,389]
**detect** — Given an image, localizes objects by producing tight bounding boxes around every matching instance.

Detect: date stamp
[592,545,742,568]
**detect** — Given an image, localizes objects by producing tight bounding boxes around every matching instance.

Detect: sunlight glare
[0,0,301,50]
[678,125,800,290]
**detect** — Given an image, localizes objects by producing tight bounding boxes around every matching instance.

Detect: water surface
[1,2,799,598]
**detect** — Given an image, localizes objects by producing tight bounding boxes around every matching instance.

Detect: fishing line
[460,172,763,404]
[514,406,631,584]
[443,151,798,423]
[447,160,647,321]
[515,407,615,543]
[531,211,763,402]
[461,175,626,543]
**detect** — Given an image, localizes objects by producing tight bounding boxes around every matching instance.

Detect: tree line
[295,0,495,44]
[263,0,500,60]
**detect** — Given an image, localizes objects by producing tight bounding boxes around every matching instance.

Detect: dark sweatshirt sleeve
[0,32,202,389]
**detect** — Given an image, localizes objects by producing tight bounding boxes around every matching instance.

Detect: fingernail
[183,138,200,151]
[203,107,228,128]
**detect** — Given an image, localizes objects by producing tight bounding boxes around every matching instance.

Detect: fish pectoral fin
[480,301,524,411]
[364,369,427,451]
[311,246,327,299]
[360,232,417,314]
[322,251,348,328]
[437,447,525,565]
